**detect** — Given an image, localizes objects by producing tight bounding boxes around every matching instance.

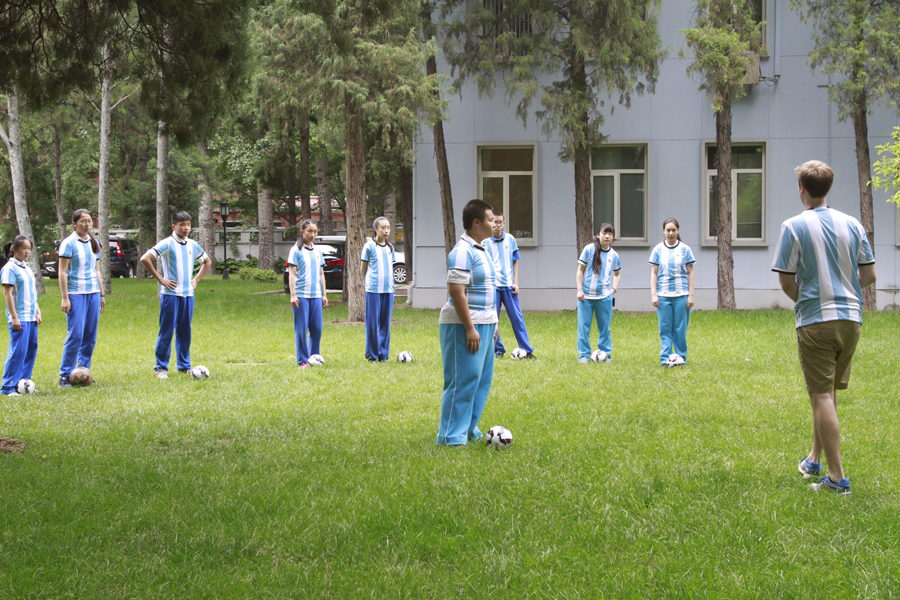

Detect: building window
[590,144,648,242]
[482,0,532,39]
[749,0,768,48]
[704,143,766,244]
[478,146,536,243]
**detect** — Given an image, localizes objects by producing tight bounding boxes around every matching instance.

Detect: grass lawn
[2,279,899,599]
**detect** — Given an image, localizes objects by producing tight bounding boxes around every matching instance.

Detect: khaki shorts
[796,320,861,393]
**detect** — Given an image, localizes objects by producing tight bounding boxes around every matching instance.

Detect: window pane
[591,145,645,170]
[483,177,504,210]
[481,148,533,172]
[620,173,645,238]
[708,175,718,238]
[707,145,763,170]
[736,172,763,238]
[508,175,533,238]
[592,175,615,233]
[749,0,763,24]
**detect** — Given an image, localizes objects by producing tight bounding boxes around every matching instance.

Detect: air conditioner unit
[743,53,760,85]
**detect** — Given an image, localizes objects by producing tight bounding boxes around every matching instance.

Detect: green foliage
[3,281,900,597]
[791,0,900,123]
[441,0,666,160]
[237,266,279,282]
[871,126,900,205]
[680,0,768,111]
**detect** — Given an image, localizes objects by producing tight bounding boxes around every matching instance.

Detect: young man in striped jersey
[483,212,535,359]
[140,212,212,379]
[773,160,877,496]
[436,199,498,446]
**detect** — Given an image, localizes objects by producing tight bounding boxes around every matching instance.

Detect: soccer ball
[308,354,325,366]
[486,425,513,448]
[16,379,35,394]
[591,349,609,363]
[69,366,93,386]
[666,354,685,367]
[190,365,210,379]
[397,351,413,363]
[510,348,528,359]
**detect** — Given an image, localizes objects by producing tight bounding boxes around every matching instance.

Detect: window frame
[702,140,768,247]
[476,143,538,246]
[589,142,651,246]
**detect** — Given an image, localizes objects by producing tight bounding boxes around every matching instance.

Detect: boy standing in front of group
[483,211,535,359]
[773,160,877,496]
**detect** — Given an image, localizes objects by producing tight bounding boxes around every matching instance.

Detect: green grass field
[2,279,899,599]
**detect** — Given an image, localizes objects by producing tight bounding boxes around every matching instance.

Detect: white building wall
[410,0,900,310]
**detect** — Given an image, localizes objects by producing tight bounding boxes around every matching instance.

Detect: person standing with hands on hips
[58,209,105,387]
[649,218,695,366]
[773,160,876,496]
[483,211,535,359]
[140,211,212,379]
[437,199,498,447]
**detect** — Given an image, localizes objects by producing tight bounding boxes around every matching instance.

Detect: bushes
[237,267,279,283]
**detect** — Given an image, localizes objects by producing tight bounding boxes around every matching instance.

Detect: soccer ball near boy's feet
[510,348,527,359]
[397,351,413,363]
[486,426,513,448]
[308,354,325,366]
[69,367,93,386]
[591,350,609,363]
[190,365,210,379]
[16,379,35,394]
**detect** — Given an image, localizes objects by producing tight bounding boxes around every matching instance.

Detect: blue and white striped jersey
[1,259,38,323]
[360,239,395,294]
[578,244,621,299]
[649,241,695,297]
[483,233,520,289]
[288,244,326,299]
[151,234,207,297]
[58,233,100,294]
[446,235,497,313]
[772,205,875,328]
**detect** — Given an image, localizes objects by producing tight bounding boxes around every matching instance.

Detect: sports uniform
[1,259,38,394]
[288,243,326,365]
[577,243,621,360]
[649,240,695,364]
[361,238,395,361]
[483,232,534,355]
[58,232,101,379]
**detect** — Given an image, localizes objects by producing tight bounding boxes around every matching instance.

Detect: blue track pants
[577,296,613,359]
[292,298,323,365]
[59,292,100,378]
[494,288,534,354]
[364,292,394,360]
[657,295,690,364]
[436,323,496,446]
[155,295,194,372]
[3,322,38,393]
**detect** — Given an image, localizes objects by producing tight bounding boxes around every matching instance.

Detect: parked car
[41,236,139,279]
[282,235,407,293]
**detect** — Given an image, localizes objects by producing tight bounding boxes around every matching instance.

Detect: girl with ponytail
[2,235,42,395]
[360,217,396,361]
[575,224,621,363]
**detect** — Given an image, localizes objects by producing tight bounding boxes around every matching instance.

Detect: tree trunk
[715,87,736,311]
[52,123,67,239]
[852,97,877,310]
[571,55,593,256]
[316,147,334,234]
[299,111,311,220]
[2,90,46,294]
[384,190,397,229]
[287,141,297,227]
[136,144,151,279]
[427,54,456,256]
[97,42,113,294]
[344,94,367,322]
[399,162,413,283]
[258,183,275,270]
[197,141,217,275]
[156,120,169,242]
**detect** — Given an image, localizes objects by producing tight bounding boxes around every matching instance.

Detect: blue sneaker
[798,456,822,479]
[810,475,851,496]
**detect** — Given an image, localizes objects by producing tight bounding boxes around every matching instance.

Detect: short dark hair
[492,210,504,219]
[462,199,493,231]
[795,160,834,199]
[172,211,192,224]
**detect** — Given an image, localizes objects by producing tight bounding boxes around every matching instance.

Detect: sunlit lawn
[1,279,898,598]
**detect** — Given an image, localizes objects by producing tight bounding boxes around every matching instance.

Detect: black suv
[42,236,139,278]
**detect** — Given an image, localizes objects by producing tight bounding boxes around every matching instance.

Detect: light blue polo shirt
[360,239,395,294]
[772,205,875,328]
[439,235,498,326]
[151,234,207,297]
[649,241,695,297]
[1,259,37,322]
[58,232,100,294]
[483,232,520,289]
[578,244,622,299]
[288,244,326,299]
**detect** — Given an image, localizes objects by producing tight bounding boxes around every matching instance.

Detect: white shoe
[156,371,169,379]
[6,392,21,397]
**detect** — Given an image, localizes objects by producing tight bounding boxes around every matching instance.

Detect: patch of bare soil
[0,437,26,453]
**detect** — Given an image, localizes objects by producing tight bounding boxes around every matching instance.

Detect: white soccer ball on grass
[190,365,211,379]
[510,348,527,359]
[591,350,608,363]
[486,425,513,448]
[397,351,413,363]
[308,354,325,366]
[16,379,36,394]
